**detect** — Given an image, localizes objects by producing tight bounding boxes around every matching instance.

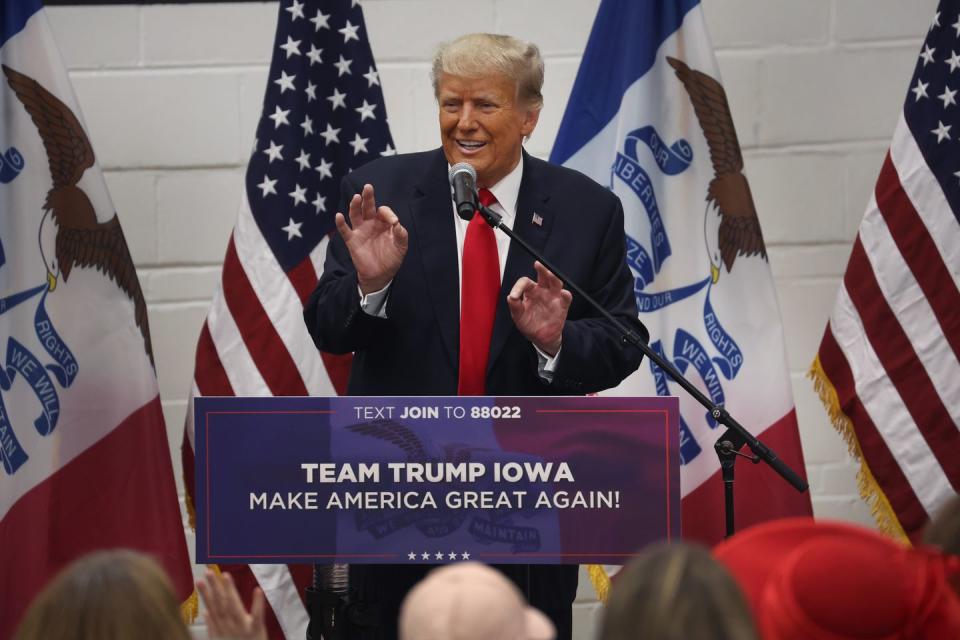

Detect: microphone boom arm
[477,202,808,498]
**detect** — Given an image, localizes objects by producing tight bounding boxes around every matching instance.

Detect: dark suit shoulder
[525,153,621,210]
[344,149,443,192]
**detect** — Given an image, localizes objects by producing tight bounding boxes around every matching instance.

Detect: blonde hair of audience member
[431,33,544,110]
[599,542,758,640]
[14,549,191,640]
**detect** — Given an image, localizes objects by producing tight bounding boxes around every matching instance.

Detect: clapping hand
[334,183,408,294]
[507,261,572,356]
[197,570,267,640]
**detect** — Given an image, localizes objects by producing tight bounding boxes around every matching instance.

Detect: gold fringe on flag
[181,456,200,624]
[184,465,197,531]
[587,563,612,604]
[181,590,199,625]
[808,355,909,544]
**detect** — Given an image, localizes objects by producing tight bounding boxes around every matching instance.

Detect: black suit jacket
[305,148,646,394]
[303,148,646,639]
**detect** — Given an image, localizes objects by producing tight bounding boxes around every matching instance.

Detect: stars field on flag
[246,0,395,273]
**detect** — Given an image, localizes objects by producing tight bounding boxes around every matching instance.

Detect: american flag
[183,0,393,637]
[811,0,960,542]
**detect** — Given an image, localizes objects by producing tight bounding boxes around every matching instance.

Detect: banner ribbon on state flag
[182,0,395,637]
[810,0,960,543]
[551,0,811,600]
[0,0,193,635]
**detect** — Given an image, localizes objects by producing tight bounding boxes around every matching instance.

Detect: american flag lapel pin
[532,212,543,226]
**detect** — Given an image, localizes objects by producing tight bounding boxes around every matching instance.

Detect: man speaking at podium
[304,33,646,640]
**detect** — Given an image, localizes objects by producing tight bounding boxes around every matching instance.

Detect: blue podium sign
[195,396,680,564]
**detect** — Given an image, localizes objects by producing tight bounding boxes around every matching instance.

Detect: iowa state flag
[0,1,192,634]
[551,0,812,592]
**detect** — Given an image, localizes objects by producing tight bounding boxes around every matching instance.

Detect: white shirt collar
[483,153,524,221]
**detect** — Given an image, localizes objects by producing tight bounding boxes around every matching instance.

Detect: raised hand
[507,261,572,356]
[197,570,267,640]
[334,183,408,294]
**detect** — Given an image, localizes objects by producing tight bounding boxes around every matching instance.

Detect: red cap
[713,517,960,639]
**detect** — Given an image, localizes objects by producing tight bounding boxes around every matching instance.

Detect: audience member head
[598,542,757,640]
[14,549,190,640]
[399,562,555,640]
[714,517,960,640]
[924,494,960,595]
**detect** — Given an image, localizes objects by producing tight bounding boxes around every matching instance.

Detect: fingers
[533,261,563,290]
[508,276,536,303]
[221,572,246,618]
[334,212,352,242]
[347,192,363,229]
[378,206,408,250]
[250,588,267,636]
[361,183,377,220]
[198,572,224,636]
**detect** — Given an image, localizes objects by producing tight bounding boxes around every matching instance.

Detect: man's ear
[521,107,541,138]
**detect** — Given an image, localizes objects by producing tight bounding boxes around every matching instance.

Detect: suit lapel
[409,150,460,371]
[487,153,555,377]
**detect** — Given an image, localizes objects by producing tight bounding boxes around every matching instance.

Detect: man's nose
[457,105,478,131]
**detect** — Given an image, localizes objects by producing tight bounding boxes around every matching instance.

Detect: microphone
[448,162,478,221]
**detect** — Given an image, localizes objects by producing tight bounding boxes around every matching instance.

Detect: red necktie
[458,188,499,395]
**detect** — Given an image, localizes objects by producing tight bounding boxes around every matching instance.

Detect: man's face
[437,72,540,188]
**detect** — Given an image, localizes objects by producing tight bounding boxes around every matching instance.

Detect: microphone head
[448,161,476,185]
[449,162,478,220]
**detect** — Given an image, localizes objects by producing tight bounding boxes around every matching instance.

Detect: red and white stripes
[184,193,348,638]
[815,114,960,539]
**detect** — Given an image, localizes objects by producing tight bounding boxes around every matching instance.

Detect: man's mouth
[456,139,487,153]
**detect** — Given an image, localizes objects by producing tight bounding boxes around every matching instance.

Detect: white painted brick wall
[42,1,940,637]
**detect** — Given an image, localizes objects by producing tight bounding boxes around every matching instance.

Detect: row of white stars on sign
[408,551,472,561]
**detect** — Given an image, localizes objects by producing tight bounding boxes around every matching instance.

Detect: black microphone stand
[475,201,808,539]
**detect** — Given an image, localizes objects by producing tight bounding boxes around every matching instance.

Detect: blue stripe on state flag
[1,0,43,48]
[549,0,700,165]
[902,1,960,224]
[245,0,394,273]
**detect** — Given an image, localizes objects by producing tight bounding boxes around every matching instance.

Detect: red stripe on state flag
[875,154,960,360]
[681,410,811,544]
[0,397,191,640]
[222,237,308,396]
[843,238,960,490]
[817,326,930,538]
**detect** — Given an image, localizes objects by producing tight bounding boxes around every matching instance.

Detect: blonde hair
[15,550,191,640]
[599,543,758,640]
[431,33,544,109]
